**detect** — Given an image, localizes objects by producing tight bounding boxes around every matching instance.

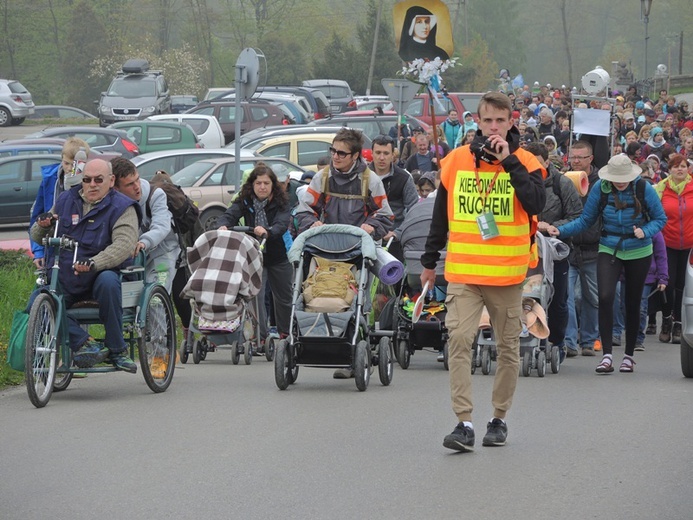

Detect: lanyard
[474,165,504,210]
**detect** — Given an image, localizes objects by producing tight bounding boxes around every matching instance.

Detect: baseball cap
[644,109,656,118]
[623,112,634,121]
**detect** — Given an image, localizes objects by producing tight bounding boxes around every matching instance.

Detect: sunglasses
[82,176,106,185]
[329,147,353,159]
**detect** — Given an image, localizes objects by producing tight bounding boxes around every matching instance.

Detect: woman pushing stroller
[217,163,293,344]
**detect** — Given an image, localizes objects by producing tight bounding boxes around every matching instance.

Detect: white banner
[573,108,611,137]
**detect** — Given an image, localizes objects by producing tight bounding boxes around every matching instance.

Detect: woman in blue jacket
[548,154,667,374]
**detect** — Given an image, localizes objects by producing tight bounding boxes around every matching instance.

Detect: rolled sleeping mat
[371,247,405,285]
[565,170,589,197]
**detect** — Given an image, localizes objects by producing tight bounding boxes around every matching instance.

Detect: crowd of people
[25,83,693,453]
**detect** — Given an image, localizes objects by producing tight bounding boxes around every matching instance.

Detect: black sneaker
[73,341,109,368]
[443,422,475,452]
[109,351,137,374]
[482,418,508,446]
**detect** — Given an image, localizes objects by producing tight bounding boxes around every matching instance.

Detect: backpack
[319,167,372,222]
[147,171,201,235]
[598,178,648,221]
[302,256,357,312]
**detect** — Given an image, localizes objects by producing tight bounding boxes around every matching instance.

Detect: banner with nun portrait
[394,0,454,63]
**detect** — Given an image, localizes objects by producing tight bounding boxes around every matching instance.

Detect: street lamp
[641,0,653,78]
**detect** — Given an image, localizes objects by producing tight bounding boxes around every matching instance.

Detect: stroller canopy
[288,224,378,263]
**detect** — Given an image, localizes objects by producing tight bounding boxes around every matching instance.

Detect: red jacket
[659,178,693,250]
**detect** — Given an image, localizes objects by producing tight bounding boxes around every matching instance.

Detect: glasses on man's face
[82,176,106,185]
[570,155,591,161]
[329,147,352,159]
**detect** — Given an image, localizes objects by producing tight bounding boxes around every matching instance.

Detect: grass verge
[0,250,35,388]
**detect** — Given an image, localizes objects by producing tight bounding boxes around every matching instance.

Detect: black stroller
[274,224,394,391]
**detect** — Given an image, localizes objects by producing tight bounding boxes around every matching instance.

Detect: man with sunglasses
[296,127,394,241]
[31,159,141,373]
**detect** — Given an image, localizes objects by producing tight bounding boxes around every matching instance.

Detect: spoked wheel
[536,350,546,378]
[550,346,561,374]
[377,337,393,386]
[179,338,189,364]
[230,340,240,365]
[138,285,177,393]
[481,347,492,375]
[396,340,411,369]
[265,337,275,362]
[522,351,532,377]
[25,294,58,408]
[274,339,291,390]
[354,340,371,391]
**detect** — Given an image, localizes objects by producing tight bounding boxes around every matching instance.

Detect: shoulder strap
[551,171,563,205]
[145,188,155,220]
[635,178,649,221]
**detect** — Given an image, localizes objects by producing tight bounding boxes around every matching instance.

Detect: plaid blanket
[181,230,263,322]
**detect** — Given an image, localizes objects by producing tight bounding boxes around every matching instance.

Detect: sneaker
[581,346,596,357]
[482,418,508,447]
[150,356,169,379]
[612,335,621,347]
[443,422,475,452]
[333,368,355,379]
[72,340,109,368]
[646,322,657,335]
[634,343,645,352]
[565,348,579,358]
[109,351,137,374]
[593,339,602,352]
[437,351,445,362]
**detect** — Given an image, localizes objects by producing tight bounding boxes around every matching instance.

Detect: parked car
[147,114,225,148]
[109,121,200,154]
[213,86,331,121]
[0,79,35,127]
[0,142,65,158]
[302,79,356,114]
[169,154,305,230]
[170,95,198,113]
[355,95,390,112]
[97,59,171,127]
[0,153,61,224]
[310,110,428,140]
[236,126,373,171]
[186,99,285,144]
[27,105,97,120]
[131,148,240,179]
[203,87,229,101]
[24,126,139,158]
[403,92,484,125]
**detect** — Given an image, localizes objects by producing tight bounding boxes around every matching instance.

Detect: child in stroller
[180,229,265,365]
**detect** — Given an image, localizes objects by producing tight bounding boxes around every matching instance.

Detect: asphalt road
[1,335,691,520]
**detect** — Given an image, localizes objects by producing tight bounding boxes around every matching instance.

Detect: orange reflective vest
[440,147,544,286]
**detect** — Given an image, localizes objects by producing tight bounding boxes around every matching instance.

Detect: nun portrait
[398,5,450,62]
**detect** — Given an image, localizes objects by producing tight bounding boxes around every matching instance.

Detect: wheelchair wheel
[274,339,291,390]
[265,337,275,362]
[138,285,176,393]
[354,340,371,391]
[25,293,58,408]
[53,371,73,392]
[378,337,393,386]
[396,340,411,369]
[230,340,240,365]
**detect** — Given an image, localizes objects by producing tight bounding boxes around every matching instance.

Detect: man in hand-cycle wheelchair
[30,158,141,373]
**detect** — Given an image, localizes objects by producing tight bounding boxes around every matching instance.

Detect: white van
[147,114,224,148]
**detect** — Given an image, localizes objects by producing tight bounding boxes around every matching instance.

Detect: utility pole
[365,0,384,96]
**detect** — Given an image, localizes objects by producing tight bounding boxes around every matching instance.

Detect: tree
[259,34,305,85]
[311,32,361,87]
[356,0,401,95]
[442,35,497,92]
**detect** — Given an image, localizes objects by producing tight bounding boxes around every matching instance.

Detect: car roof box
[122,59,149,74]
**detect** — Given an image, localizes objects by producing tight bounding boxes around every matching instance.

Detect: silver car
[0,79,35,127]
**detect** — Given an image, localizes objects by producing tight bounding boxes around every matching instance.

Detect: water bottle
[155,263,168,286]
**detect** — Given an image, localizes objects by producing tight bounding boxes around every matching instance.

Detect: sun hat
[598,154,642,183]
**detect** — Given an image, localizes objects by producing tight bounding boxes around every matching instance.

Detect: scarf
[253,197,269,229]
[656,175,690,198]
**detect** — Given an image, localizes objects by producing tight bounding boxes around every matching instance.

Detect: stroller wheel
[354,340,371,391]
[550,346,561,374]
[537,350,546,378]
[179,339,189,364]
[230,340,240,365]
[193,339,204,364]
[396,340,411,370]
[378,337,394,386]
[443,342,450,371]
[522,351,532,377]
[265,337,275,362]
[481,347,492,375]
[274,339,291,390]
[243,342,253,365]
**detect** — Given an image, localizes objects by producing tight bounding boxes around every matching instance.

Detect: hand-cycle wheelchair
[24,234,177,408]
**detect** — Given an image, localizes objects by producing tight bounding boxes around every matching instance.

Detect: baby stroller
[180,229,266,366]
[274,224,394,391]
[473,233,568,377]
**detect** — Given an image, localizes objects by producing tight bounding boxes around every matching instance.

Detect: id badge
[476,211,500,240]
